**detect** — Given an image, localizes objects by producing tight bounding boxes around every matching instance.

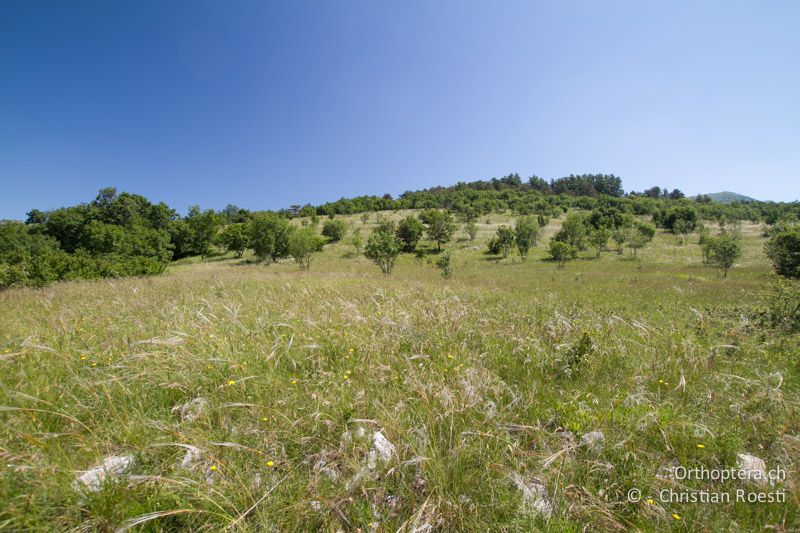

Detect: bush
[249,214,293,262]
[365,224,402,274]
[321,220,347,242]
[216,223,249,257]
[765,226,800,279]
[708,234,742,278]
[288,227,324,269]
[514,216,540,260]
[549,240,577,267]
[436,251,452,278]
[396,216,425,252]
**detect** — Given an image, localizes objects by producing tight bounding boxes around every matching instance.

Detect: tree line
[2,175,799,289]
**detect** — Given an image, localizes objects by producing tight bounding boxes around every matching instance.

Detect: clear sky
[1,1,798,220]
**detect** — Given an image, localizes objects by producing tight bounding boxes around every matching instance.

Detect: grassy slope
[0,212,797,531]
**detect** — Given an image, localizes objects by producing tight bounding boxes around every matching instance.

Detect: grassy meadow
[1,211,797,531]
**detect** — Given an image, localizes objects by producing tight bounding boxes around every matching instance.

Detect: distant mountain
[696,191,758,203]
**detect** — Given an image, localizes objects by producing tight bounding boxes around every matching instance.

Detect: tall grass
[0,215,797,531]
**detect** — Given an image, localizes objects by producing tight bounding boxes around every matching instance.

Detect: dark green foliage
[514,216,540,260]
[364,223,401,274]
[587,227,611,258]
[420,210,456,251]
[494,226,515,257]
[661,204,699,232]
[321,219,347,242]
[185,206,221,260]
[760,275,800,332]
[396,216,425,252]
[765,226,800,278]
[249,214,294,262]
[2,188,175,288]
[436,251,452,278]
[565,332,593,376]
[549,240,577,267]
[553,213,587,250]
[708,234,742,278]
[216,223,250,257]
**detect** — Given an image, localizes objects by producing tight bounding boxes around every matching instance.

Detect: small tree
[396,215,425,252]
[465,221,478,241]
[494,225,515,258]
[553,213,587,250]
[365,225,402,274]
[587,227,611,259]
[709,234,741,278]
[360,212,370,224]
[288,227,324,269]
[549,240,577,268]
[216,223,249,257]
[351,227,363,255]
[321,219,347,242]
[185,206,221,261]
[611,228,627,254]
[436,251,452,278]
[765,227,800,279]
[673,219,691,244]
[422,210,456,251]
[514,216,541,260]
[249,214,293,263]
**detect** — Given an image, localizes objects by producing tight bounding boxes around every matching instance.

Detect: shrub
[321,220,347,242]
[289,227,324,269]
[365,224,402,274]
[708,234,742,278]
[216,223,249,257]
[249,214,293,262]
[396,216,425,252]
[514,216,540,260]
[549,240,577,267]
[436,251,452,278]
[765,226,800,279]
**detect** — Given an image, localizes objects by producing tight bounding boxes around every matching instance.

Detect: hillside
[699,191,758,203]
[0,212,797,531]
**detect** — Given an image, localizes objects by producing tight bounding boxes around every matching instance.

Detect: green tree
[185,206,221,260]
[495,225,515,257]
[709,234,742,278]
[421,210,456,251]
[396,215,425,252]
[249,214,294,262]
[217,223,249,257]
[465,221,478,241]
[351,227,363,255]
[549,240,577,267]
[321,219,347,242]
[365,224,402,274]
[288,227,324,269]
[514,216,541,260]
[765,227,800,278]
[553,213,587,250]
[587,227,611,258]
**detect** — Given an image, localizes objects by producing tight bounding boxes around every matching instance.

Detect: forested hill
[696,191,758,204]
[2,173,799,289]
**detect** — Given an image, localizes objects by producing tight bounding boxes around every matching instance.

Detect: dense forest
[1,174,799,289]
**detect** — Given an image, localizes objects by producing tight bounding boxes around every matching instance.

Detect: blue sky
[1,1,798,219]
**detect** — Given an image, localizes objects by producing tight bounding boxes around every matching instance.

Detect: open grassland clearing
[1,215,798,531]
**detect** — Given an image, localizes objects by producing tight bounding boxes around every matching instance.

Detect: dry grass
[0,214,797,531]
